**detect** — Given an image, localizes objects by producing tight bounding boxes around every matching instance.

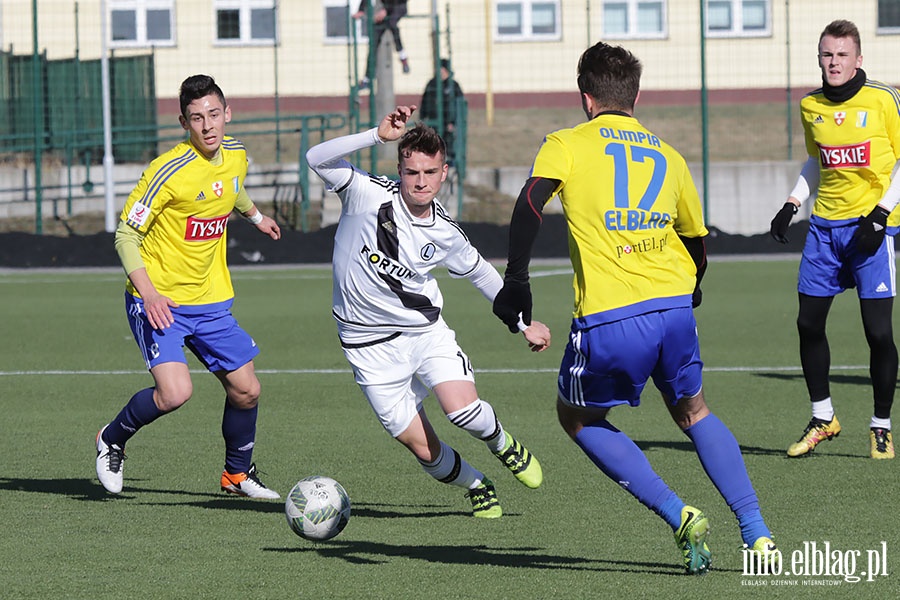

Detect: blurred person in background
[354,0,410,89]
[420,58,465,166]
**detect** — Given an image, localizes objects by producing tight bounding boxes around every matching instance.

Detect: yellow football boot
[787,416,841,457]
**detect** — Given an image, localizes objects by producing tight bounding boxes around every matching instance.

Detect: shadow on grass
[754,372,871,386]
[0,477,141,500]
[634,439,785,457]
[264,539,699,575]
[634,439,864,459]
[0,479,473,516]
[148,499,465,517]
[349,502,461,519]
[0,477,282,509]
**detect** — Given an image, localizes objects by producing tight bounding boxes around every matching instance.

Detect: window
[324,0,369,43]
[878,0,900,32]
[495,1,561,41]
[706,0,769,37]
[603,1,666,39]
[110,0,174,47]
[214,0,276,45]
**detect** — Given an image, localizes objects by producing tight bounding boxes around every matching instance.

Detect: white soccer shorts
[342,323,476,437]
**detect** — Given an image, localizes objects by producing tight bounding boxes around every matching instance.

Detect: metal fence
[1,49,156,163]
[1,0,898,234]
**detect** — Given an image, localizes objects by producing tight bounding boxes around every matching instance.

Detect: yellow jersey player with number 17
[492,42,777,574]
[95,74,283,499]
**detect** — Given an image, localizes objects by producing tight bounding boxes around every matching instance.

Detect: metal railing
[0,113,347,233]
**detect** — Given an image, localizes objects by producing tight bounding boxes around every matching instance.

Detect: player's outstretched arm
[493,282,532,333]
[522,320,551,352]
[377,105,417,142]
[493,176,559,333]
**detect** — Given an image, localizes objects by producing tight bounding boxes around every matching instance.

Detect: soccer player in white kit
[306,105,550,517]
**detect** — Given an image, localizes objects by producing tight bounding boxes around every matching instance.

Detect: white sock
[399,50,409,61]
[870,416,892,430]
[811,398,834,421]
[418,441,480,488]
[447,399,506,452]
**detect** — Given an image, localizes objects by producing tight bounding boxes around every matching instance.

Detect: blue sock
[104,387,163,447]
[575,420,684,529]
[684,413,771,546]
[222,402,258,474]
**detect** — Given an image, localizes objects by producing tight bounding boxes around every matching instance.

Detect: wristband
[247,210,264,225]
[517,314,528,333]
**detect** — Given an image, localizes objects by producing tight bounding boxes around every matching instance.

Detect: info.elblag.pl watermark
[741,541,889,586]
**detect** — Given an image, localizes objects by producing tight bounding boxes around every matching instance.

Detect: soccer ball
[285,476,351,541]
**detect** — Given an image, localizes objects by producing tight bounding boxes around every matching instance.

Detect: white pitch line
[530,268,573,277]
[0,266,572,285]
[0,364,870,377]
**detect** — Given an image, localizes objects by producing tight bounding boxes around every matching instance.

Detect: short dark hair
[179,75,227,117]
[577,42,642,111]
[398,122,446,163]
[820,19,861,54]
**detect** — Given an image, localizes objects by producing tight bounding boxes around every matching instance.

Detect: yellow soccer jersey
[119,137,248,305]
[531,113,708,321]
[801,81,900,225]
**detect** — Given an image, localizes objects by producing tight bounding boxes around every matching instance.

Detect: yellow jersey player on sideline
[94,74,283,499]
[492,42,777,574]
[770,19,900,460]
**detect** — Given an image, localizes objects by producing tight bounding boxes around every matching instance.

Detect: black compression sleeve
[679,235,707,285]
[505,177,560,283]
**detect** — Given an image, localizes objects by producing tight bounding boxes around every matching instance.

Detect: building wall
[0,158,804,236]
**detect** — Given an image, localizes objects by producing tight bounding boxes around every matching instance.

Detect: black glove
[492,281,532,334]
[692,287,702,308]
[770,202,798,243]
[853,205,891,255]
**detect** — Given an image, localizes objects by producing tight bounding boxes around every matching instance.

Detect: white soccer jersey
[307,128,500,342]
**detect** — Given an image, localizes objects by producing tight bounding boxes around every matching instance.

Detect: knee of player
[228,382,261,408]
[670,392,710,430]
[155,384,193,412]
[796,314,826,337]
[865,325,896,351]
[796,297,831,336]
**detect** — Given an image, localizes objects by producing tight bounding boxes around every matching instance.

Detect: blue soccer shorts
[798,221,896,299]
[125,294,259,372]
[557,307,703,409]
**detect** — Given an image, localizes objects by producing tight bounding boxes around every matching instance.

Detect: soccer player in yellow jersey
[770,20,900,460]
[94,74,283,498]
[492,42,777,574]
